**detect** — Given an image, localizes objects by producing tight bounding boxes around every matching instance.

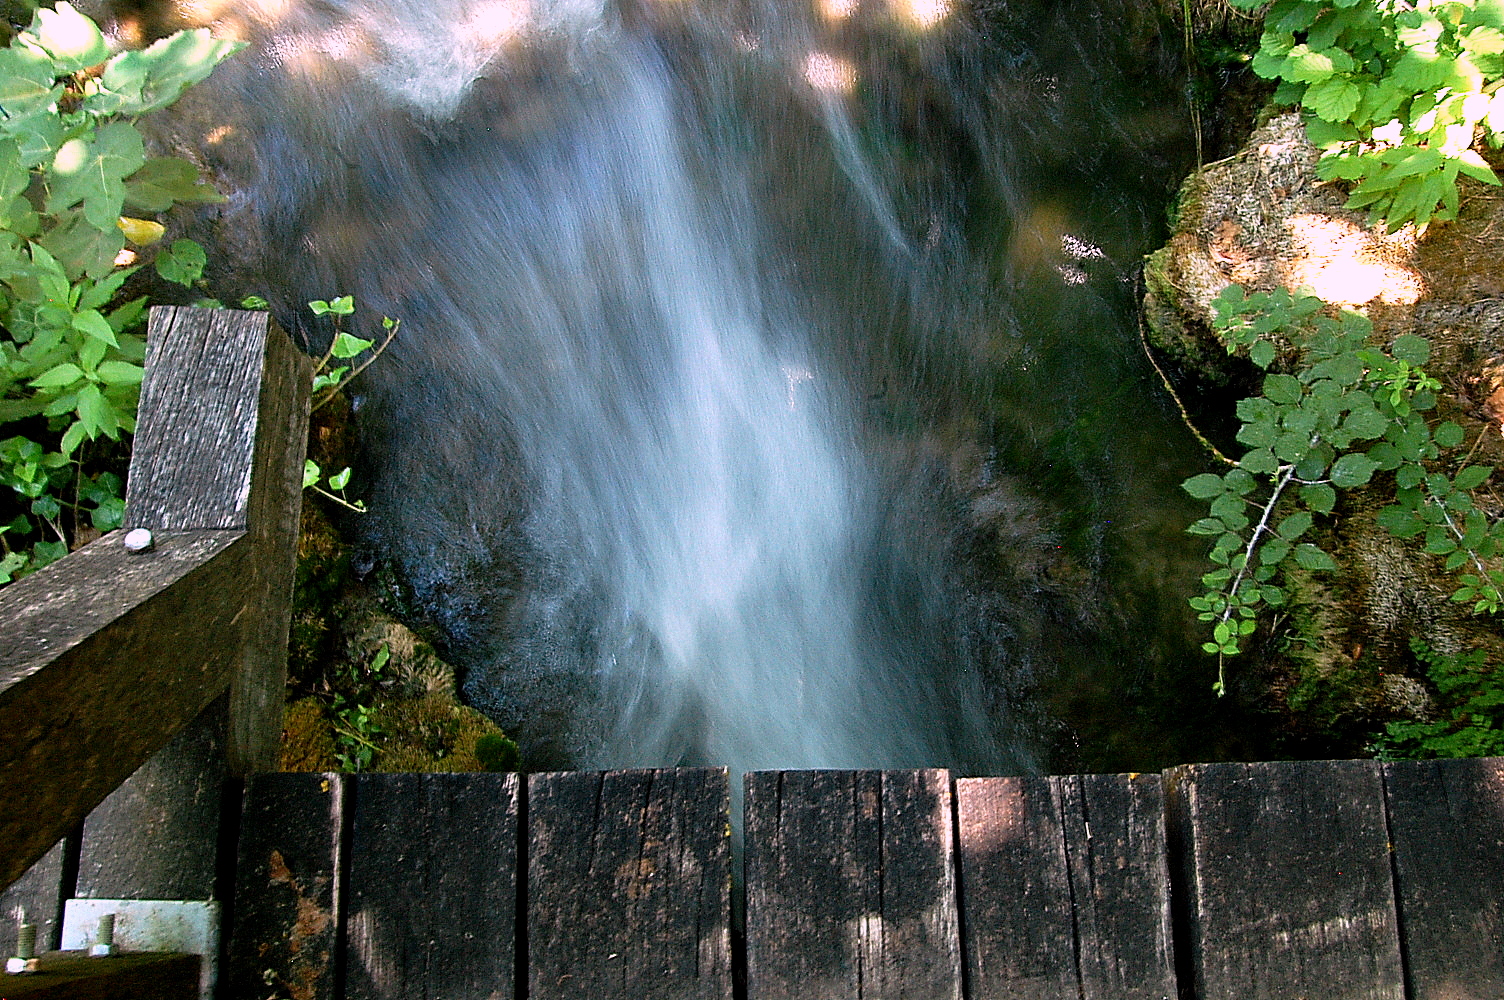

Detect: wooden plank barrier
[222,761,1504,1000]
[0,308,310,965]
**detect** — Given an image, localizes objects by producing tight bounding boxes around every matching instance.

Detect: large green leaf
[123,157,224,213]
[91,30,244,116]
[46,121,146,231]
[23,2,109,76]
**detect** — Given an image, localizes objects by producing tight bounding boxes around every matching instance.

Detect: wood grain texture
[1164,760,1403,1000]
[745,769,961,1000]
[224,773,345,1000]
[128,306,312,775]
[344,773,519,1000]
[1,838,72,955]
[1058,773,1176,1000]
[76,695,228,900]
[528,768,732,1000]
[1382,757,1504,1000]
[0,529,246,892]
[0,951,199,999]
[955,775,1076,1000]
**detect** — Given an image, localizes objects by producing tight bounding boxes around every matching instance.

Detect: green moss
[280,697,339,772]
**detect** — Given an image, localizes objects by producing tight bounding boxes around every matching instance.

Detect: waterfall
[132,0,1221,776]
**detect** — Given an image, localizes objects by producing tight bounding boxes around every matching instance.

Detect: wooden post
[0,308,310,892]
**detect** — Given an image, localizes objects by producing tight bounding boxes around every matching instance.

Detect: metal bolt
[15,923,35,960]
[5,922,39,974]
[123,527,154,553]
[89,913,115,957]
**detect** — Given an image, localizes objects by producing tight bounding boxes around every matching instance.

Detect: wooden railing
[0,308,310,943]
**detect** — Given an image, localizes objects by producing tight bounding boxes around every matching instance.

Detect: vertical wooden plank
[344,773,519,1000]
[127,306,311,775]
[1057,773,1177,1000]
[1383,757,1504,1000]
[745,769,960,1000]
[528,768,732,1000]
[1,838,72,954]
[1164,760,1403,1000]
[76,696,228,900]
[954,775,1076,1000]
[224,773,345,1000]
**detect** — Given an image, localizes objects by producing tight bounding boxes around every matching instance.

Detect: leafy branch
[1184,285,1502,691]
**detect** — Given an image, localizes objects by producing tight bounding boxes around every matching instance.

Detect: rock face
[1143,112,1504,751]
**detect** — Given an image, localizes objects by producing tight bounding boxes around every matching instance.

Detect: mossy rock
[280,697,339,772]
[371,692,516,773]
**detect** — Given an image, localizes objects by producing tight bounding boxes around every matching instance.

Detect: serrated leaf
[1301,482,1337,513]
[1279,510,1314,540]
[1294,542,1339,571]
[1433,421,1465,449]
[1454,465,1493,491]
[1391,334,1432,365]
[1304,76,1362,121]
[1425,525,1459,555]
[1263,373,1304,405]
[1183,473,1227,499]
[1330,452,1381,488]
[1260,537,1292,565]
[1240,448,1278,476]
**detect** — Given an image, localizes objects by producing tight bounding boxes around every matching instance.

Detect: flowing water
[129,0,1277,777]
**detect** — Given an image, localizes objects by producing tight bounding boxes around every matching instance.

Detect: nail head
[123,528,154,553]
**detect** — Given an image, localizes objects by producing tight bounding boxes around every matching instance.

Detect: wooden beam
[0,529,247,890]
[1383,757,1504,999]
[0,307,310,892]
[223,773,346,1000]
[0,951,199,999]
[528,768,733,1000]
[1164,760,1403,1000]
[744,769,961,1000]
[344,773,520,1000]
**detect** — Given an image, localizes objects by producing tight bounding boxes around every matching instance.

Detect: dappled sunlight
[890,0,953,29]
[803,51,857,93]
[1281,213,1422,308]
[463,0,532,45]
[956,778,1027,854]
[819,0,860,20]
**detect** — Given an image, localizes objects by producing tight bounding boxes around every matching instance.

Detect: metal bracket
[61,899,220,1000]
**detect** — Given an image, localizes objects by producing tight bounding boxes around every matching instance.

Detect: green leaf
[96,361,144,385]
[92,29,246,116]
[0,46,63,121]
[24,2,109,75]
[1301,482,1337,513]
[1304,76,1362,120]
[1183,473,1226,499]
[73,308,118,346]
[28,362,82,389]
[123,156,225,212]
[46,121,146,231]
[330,332,374,359]
[1454,465,1493,491]
[1250,339,1277,369]
[1433,421,1465,449]
[154,238,207,286]
[328,467,352,490]
[1264,373,1304,405]
[1294,542,1339,571]
[1279,510,1314,540]
[303,459,321,490]
[38,209,126,280]
[1330,452,1381,488]
[1391,334,1432,365]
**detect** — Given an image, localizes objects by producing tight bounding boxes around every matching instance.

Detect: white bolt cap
[123,528,154,553]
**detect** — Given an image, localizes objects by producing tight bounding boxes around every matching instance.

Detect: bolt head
[123,528,154,553]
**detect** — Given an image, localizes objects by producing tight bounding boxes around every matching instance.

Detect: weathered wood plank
[224,773,345,1000]
[127,306,311,775]
[745,769,960,1000]
[0,529,247,891]
[528,768,732,1000]
[75,695,228,900]
[955,775,1076,1000]
[1,838,72,956]
[0,951,199,999]
[1058,773,1177,1000]
[1382,757,1504,999]
[344,773,520,1000]
[1164,760,1403,1000]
